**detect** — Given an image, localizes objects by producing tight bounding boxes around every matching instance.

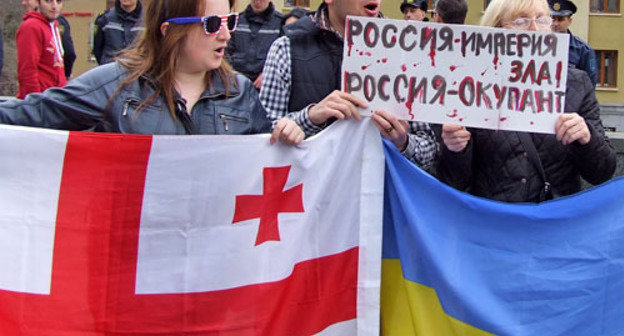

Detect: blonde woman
[437,0,616,202]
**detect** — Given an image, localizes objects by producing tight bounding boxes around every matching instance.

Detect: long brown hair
[115,0,237,118]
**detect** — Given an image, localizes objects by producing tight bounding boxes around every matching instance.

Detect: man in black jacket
[93,0,143,65]
[259,0,438,170]
[226,0,283,89]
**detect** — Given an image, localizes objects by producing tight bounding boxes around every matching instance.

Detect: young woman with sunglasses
[436,0,616,203]
[0,0,304,144]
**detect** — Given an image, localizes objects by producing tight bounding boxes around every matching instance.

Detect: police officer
[549,0,598,87]
[93,0,144,65]
[226,0,283,89]
[400,0,429,21]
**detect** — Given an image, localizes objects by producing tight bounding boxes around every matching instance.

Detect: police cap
[548,0,577,17]
[400,0,428,14]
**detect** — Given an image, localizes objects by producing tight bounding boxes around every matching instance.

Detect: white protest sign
[342,16,570,134]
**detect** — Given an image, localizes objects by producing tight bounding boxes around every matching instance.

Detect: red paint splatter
[405,100,414,120]
[450,65,459,71]
[446,109,458,118]
[361,64,372,70]
[429,42,437,67]
[359,51,364,56]
[401,64,407,72]
[382,58,388,63]
[453,81,457,85]
[530,121,534,125]
[493,55,499,70]
[365,52,372,56]
[555,61,562,88]
[459,118,464,122]
[481,68,488,76]
[376,60,380,63]
[500,117,507,122]
[346,18,352,56]
[343,71,349,92]
[454,39,460,43]
[413,62,420,67]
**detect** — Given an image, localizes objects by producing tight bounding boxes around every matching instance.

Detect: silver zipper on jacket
[219,114,247,132]
[122,99,140,116]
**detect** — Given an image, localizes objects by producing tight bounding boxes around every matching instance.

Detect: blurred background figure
[283,7,308,26]
[16,0,67,98]
[400,0,428,21]
[432,0,467,24]
[548,0,598,87]
[226,0,283,89]
[93,0,144,65]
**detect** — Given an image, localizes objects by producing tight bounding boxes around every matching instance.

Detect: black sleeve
[59,17,77,78]
[567,70,617,185]
[435,133,474,192]
[93,14,106,65]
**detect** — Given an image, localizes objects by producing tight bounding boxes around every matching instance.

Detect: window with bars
[595,50,618,88]
[284,0,310,8]
[590,0,620,13]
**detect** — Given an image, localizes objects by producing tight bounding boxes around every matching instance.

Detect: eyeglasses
[165,13,238,35]
[504,16,553,29]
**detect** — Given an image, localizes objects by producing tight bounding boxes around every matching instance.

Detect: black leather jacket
[0,62,271,135]
[437,68,616,203]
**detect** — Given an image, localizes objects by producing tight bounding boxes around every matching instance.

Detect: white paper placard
[342,16,570,133]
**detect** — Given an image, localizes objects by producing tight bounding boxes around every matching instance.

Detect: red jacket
[16,11,66,98]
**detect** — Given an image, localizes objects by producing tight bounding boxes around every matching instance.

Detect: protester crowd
[0,0,616,203]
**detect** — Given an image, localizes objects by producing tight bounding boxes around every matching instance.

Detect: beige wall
[62,0,108,78]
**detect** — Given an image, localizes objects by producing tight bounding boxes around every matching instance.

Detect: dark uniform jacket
[568,30,598,87]
[226,3,283,81]
[93,0,144,65]
[437,68,616,203]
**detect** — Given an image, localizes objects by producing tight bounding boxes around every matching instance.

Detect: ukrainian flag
[381,142,624,336]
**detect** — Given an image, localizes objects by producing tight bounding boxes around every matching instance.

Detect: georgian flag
[0,120,384,335]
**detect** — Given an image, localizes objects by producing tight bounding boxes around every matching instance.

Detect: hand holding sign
[555,113,591,145]
[441,124,471,152]
[308,90,366,126]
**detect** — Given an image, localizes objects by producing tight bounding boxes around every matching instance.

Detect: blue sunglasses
[165,13,238,35]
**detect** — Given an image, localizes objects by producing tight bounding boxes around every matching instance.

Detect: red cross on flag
[0,120,384,335]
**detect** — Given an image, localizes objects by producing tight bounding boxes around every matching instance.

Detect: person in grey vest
[259,0,438,170]
[93,0,144,65]
[226,0,283,89]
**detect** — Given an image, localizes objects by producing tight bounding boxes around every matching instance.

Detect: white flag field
[342,16,570,133]
[0,120,384,335]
